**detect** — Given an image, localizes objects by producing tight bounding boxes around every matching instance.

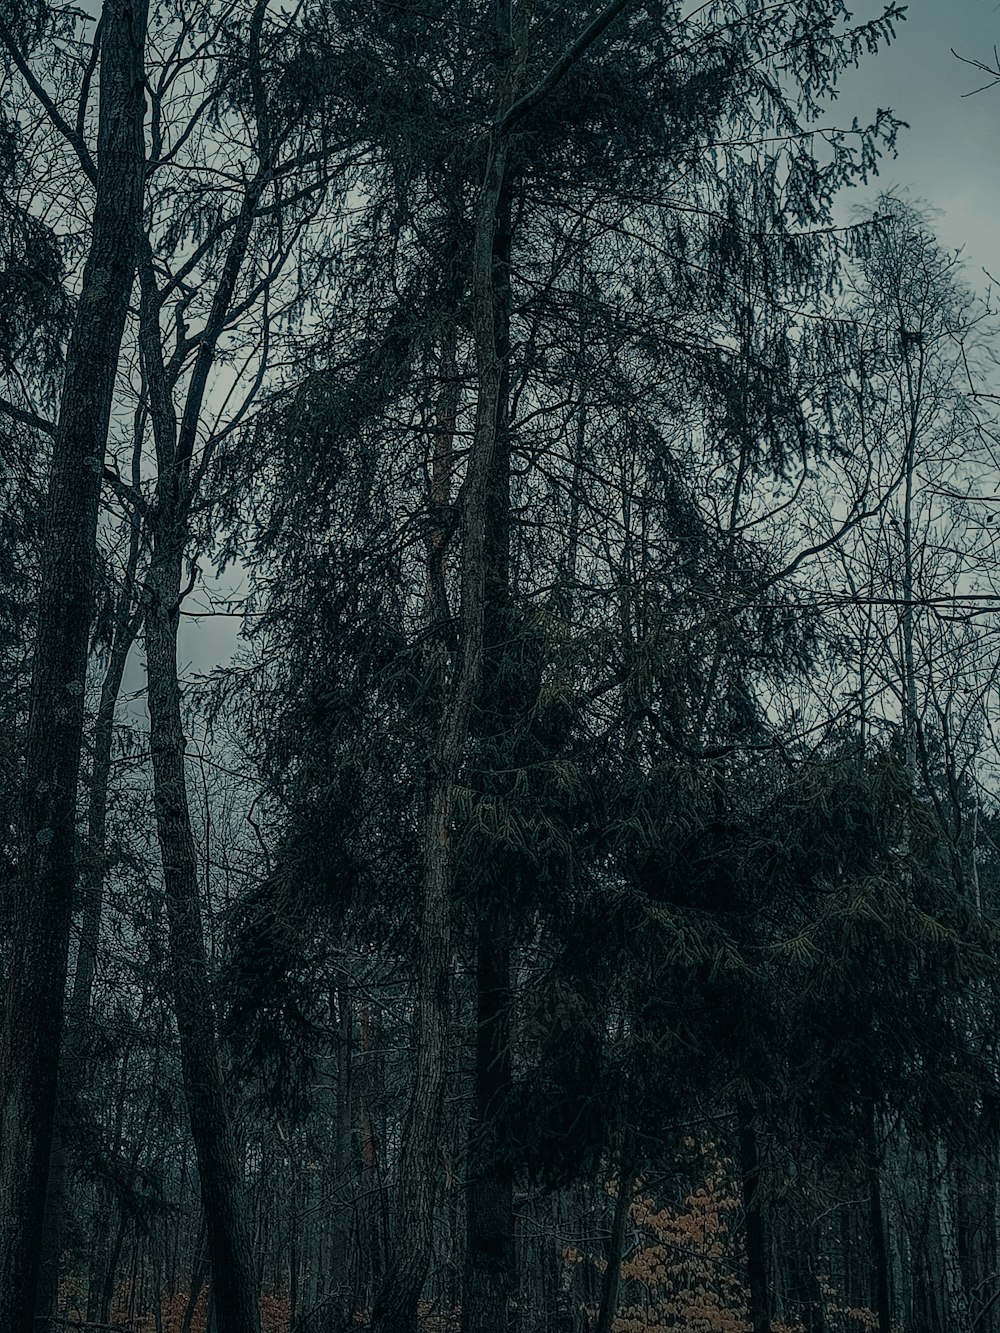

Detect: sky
[836,0,999,281]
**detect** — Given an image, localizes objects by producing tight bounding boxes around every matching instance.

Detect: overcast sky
[837,0,999,280]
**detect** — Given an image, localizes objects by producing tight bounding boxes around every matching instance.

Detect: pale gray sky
[837,0,999,280]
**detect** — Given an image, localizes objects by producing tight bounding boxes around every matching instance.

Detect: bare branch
[0,398,55,436]
[0,17,98,183]
[102,465,151,521]
[498,0,642,134]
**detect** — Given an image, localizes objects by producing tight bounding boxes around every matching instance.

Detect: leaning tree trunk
[132,50,273,1319]
[0,5,147,1327]
[145,533,262,1333]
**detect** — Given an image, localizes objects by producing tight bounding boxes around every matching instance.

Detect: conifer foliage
[3,3,1000,1333]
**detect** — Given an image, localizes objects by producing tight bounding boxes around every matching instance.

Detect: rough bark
[370,117,510,1333]
[145,536,262,1333]
[0,4,147,1326]
[738,1098,772,1333]
[37,550,142,1318]
[594,1157,635,1333]
[868,1114,892,1333]
[462,901,516,1333]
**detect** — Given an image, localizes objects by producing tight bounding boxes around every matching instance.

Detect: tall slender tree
[0,2,148,1326]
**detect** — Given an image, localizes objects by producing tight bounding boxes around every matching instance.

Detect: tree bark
[37,545,142,1318]
[370,6,641,1328]
[868,1113,892,1333]
[0,5,147,1327]
[145,535,262,1333]
[462,901,516,1333]
[369,117,510,1333]
[357,1004,383,1311]
[935,1140,972,1333]
[462,17,518,1325]
[331,973,355,1328]
[594,1155,635,1333]
[738,1098,772,1333]
[133,50,274,1321]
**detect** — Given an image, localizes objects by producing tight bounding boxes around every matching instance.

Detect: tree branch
[498,0,641,134]
[102,465,151,521]
[0,18,98,183]
[0,397,55,436]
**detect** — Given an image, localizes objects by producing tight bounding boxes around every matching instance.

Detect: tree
[0,4,147,1326]
[219,5,907,1331]
[117,4,344,1326]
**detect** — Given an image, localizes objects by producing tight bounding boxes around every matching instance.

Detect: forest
[4,1,1000,1332]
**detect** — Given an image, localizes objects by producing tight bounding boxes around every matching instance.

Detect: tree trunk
[89,1196,127,1326]
[869,1127,892,1333]
[357,1004,384,1312]
[37,567,142,1318]
[802,1225,826,1333]
[738,1098,772,1333]
[132,50,273,1318]
[594,1156,635,1333]
[145,537,262,1333]
[369,98,511,1333]
[367,758,459,1333]
[935,1140,972,1333]
[462,902,516,1333]
[0,5,147,1327]
[331,974,355,1328]
[462,23,518,1325]
[368,5,638,1327]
